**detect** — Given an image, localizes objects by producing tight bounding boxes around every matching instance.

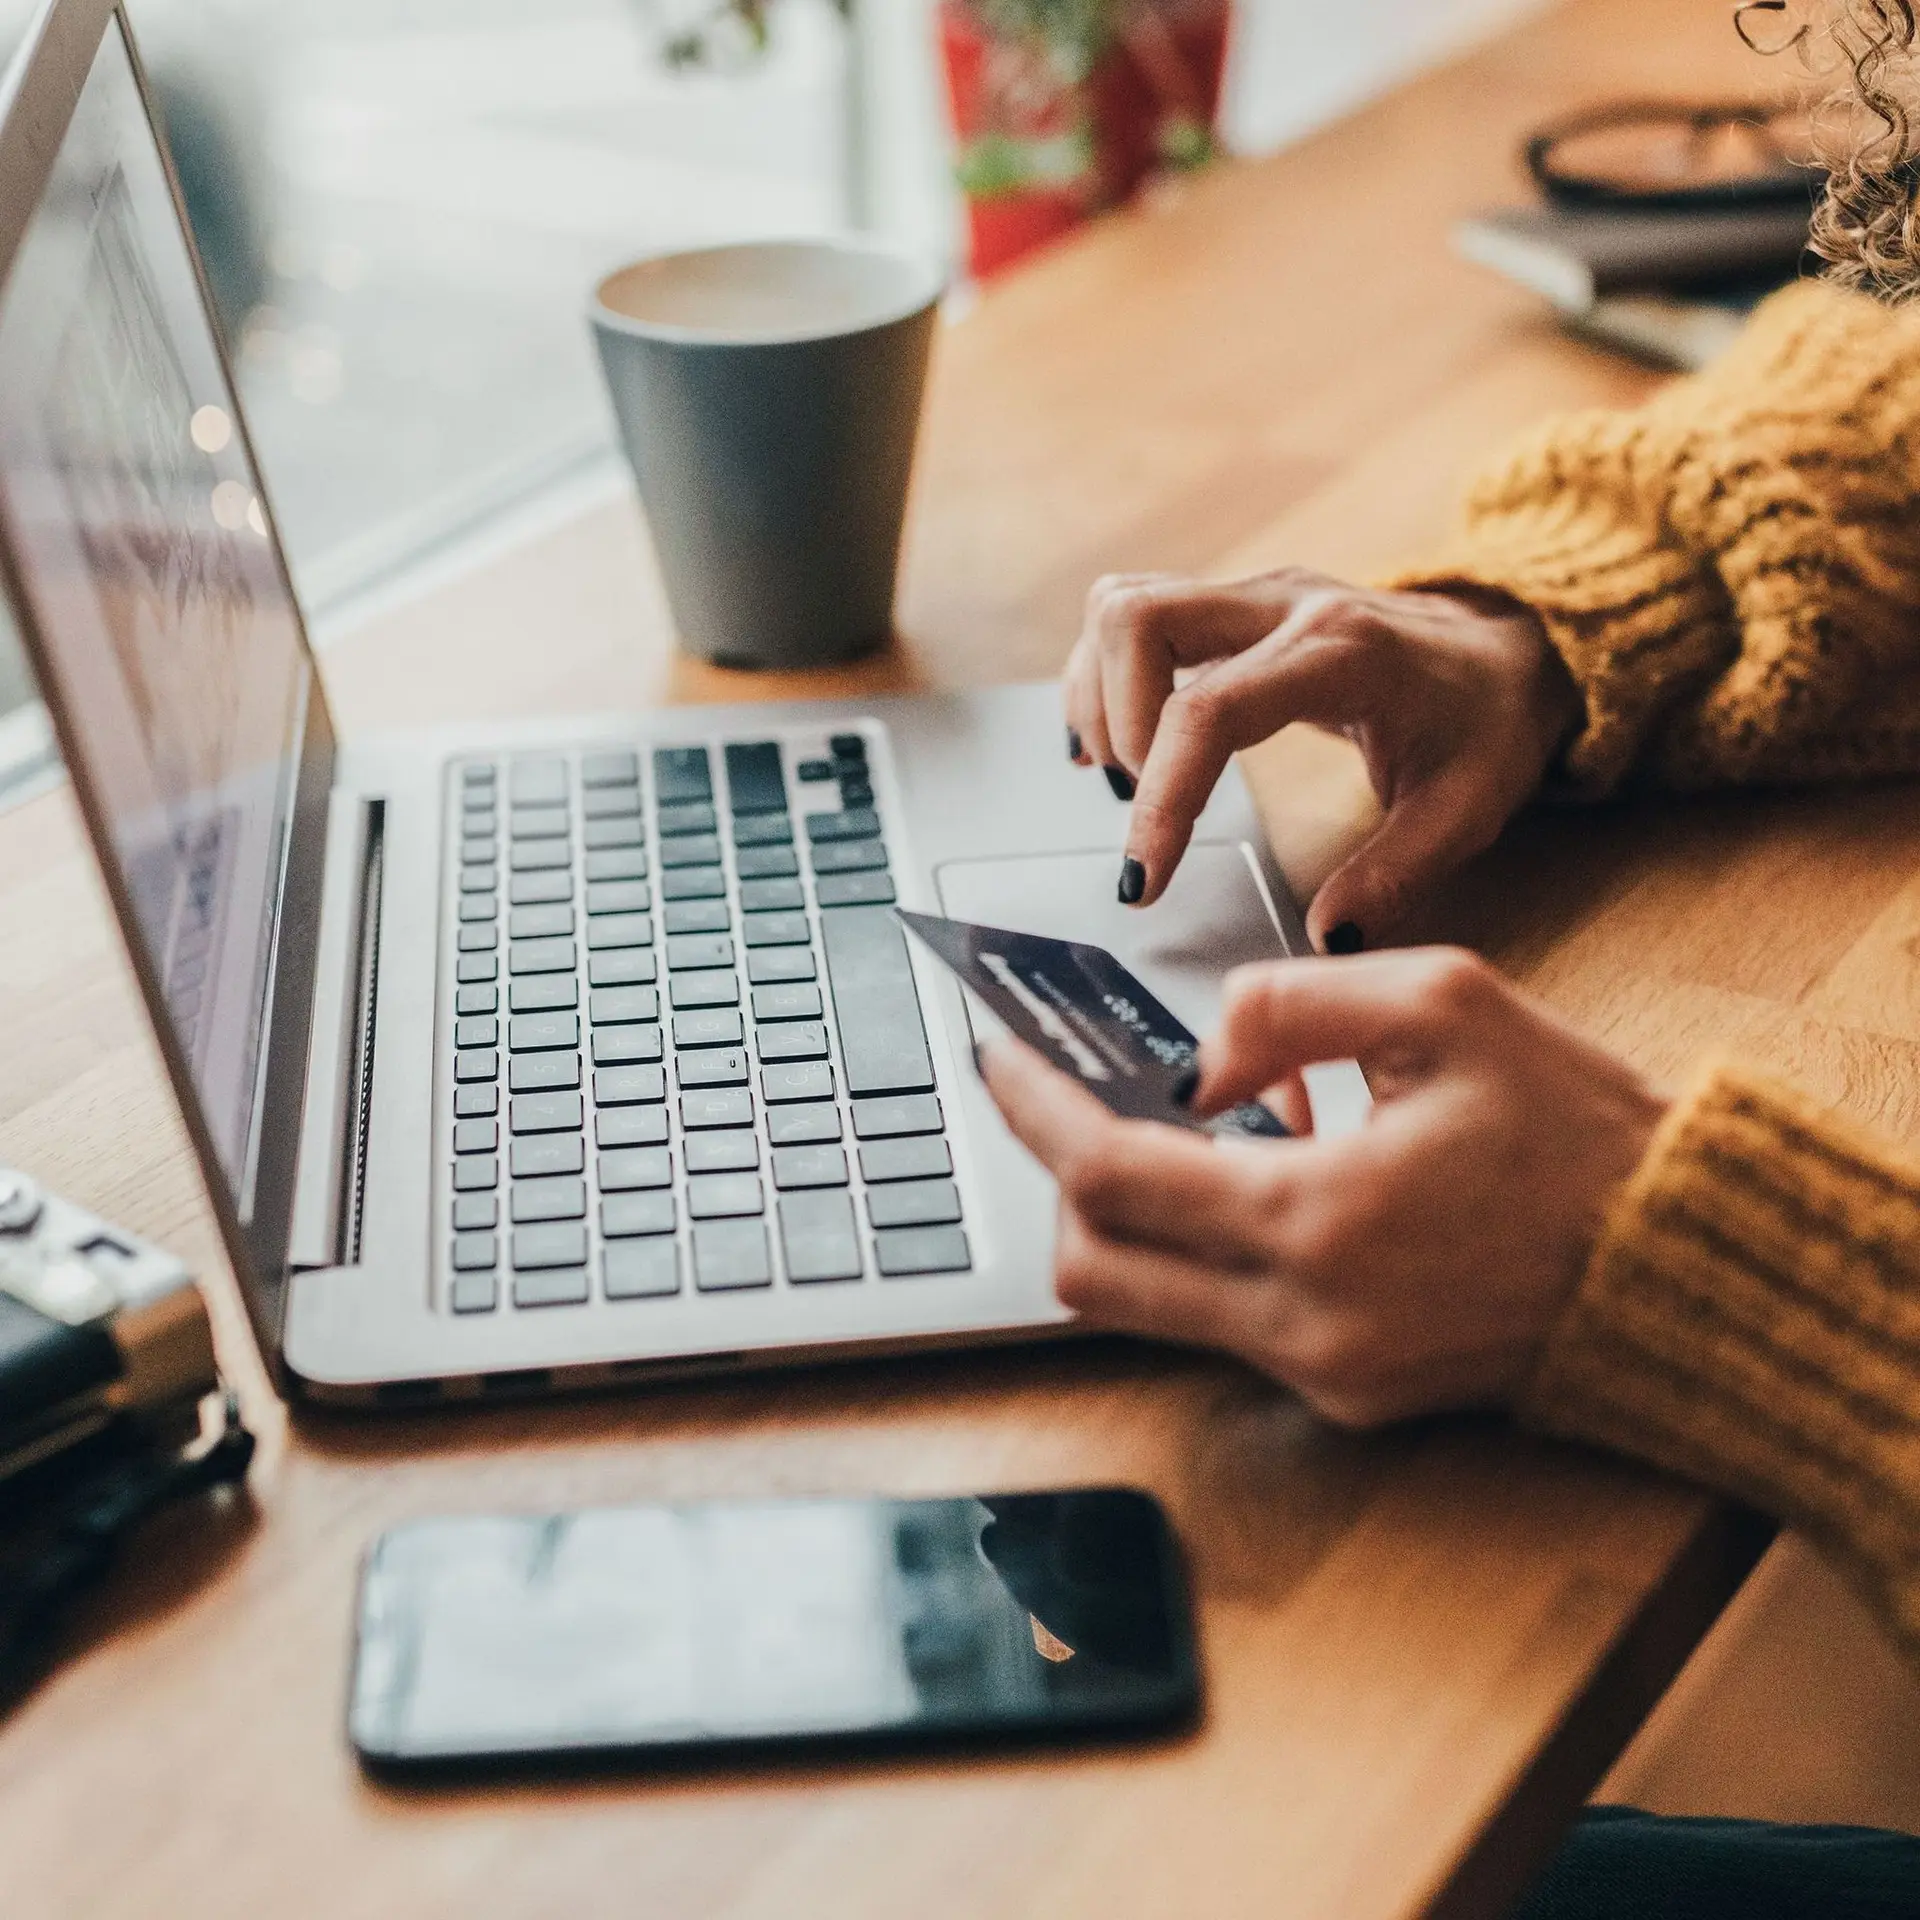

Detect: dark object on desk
[348,1487,1199,1774]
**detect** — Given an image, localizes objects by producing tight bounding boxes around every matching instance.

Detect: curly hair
[1810,0,1920,296]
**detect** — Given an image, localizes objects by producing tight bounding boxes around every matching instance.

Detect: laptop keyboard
[440,732,970,1313]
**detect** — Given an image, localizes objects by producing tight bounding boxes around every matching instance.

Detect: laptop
[0,0,1356,1405]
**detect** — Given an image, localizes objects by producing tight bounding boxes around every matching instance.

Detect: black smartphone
[348,1486,1199,1774]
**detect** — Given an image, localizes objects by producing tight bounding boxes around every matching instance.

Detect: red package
[939,0,1232,279]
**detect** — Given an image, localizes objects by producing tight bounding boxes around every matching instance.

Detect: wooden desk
[5,0,1901,1912]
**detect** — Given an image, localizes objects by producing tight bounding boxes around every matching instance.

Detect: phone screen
[348,1488,1198,1770]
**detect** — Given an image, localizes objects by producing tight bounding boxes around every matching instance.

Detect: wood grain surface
[1,0,1890,1914]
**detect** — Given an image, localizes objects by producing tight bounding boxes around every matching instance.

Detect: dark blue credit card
[898,911,1285,1140]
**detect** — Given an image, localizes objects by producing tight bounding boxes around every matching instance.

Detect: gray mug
[590,239,945,672]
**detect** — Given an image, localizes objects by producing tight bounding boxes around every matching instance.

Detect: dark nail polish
[1067,727,1084,763]
[1325,921,1365,956]
[1171,1066,1200,1108]
[1103,765,1136,802]
[1117,857,1146,905]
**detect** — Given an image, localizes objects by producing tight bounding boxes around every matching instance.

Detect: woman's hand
[979,949,1664,1427]
[1062,568,1582,948]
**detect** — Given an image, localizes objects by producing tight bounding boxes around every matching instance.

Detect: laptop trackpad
[932,841,1371,1137]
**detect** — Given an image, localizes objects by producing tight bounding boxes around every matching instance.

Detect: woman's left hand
[978,949,1666,1426]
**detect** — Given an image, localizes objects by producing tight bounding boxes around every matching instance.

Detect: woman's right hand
[1062,568,1583,949]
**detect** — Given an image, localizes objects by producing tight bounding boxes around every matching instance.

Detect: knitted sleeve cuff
[1518,1060,1920,1647]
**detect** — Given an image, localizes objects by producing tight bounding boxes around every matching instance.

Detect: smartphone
[348,1486,1199,1774]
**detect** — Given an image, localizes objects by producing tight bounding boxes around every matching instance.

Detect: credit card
[898,911,1286,1139]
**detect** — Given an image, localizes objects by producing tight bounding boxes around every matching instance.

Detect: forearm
[1520,1061,1920,1658]
[1400,281,1920,796]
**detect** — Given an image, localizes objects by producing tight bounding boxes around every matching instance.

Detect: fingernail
[1067,727,1084,763]
[1325,921,1365,955]
[1103,765,1136,802]
[1171,1066,1200,1108]
[1117,857,1146,905]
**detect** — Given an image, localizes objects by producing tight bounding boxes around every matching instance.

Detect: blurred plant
[640,0,852,71]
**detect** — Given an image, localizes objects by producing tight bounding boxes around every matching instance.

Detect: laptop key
[512,1177,587,1224]
[512,1134,584,1178]
[666,933,734,971]
[458,894,497,924]
[663,867,726,902]
[679,1049,749,1089]
[455,1048,498,1083]
[809,837,888,875]
[453,1117,499,1154]
[509,1051,580,1094]
[766,1102,841,1146]
[509,936,576,975]
[725,741,788,815]
[859,1136,952,1183]
[461,761,497,788]
[457,925,497,953]
[732,811,792,848]
[797,757,835,782]
[509,869,572,906]
[664,899,731,936]
[734,844,799,881]
[670,968,739,1009]
[580,749,639,788]
[602,1191,677,1237]
[586,879,652,916]
[508,756,567,805]
[603,1240,680,1300]
[657,799,717,836]
[508,1010,578,1052]
[819,906,933,1095]
[459,862,495,892]
[839,779,874,809]
[763,1061,834,1104]
[509,903,574,940]
[453,1195,497,1234]
[747,947,816,986]
[598,1145,672,1190]
[455,1084,499,1118]
[512,1221,588,1269]
[585,816,644,850]
[590,985,659,1025]
[653,747,713,804]
[582,785,641,820]
[806,807,880,843]
[510,1091,583,1134]
[687,1172,763,1220]
[585,847,649,883]
[815,870,896,909]
[874,1225,971,1277]
[509,840,571,872]
[852,1094,942,1139]
[681,1087,753,1130]
[450,1272,498,1314]
[739,877,805,914]
[685,1131,758,1174]
[453,1154,498,1191]
[866,1179,962,1229]
[457,953,498,984]
[752,982,822,1022]
[456,984,498,1017]
[692,1219,772,1292]
[598,1106,670,1148]
[757,1022,828,1064]
[589,949,658,988]
[673,1009,744,1050]
[451,1232,496,1272]
[779,1190,863,1283]
[742,911,811,948]
[659,832,721,869]
[829,733,866,762]
[592,1024,664,1065]
[510,975,578,1013]
[510,804,569,840]
[586,913,653,951]
[771,1144,848,1190]
[455,1015,498,1049]
[595,1064,667,1106]
[512,1266,590,1308]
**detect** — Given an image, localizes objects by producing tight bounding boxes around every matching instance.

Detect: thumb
[1190,950,1465,1114]
[1304,770,1500,954]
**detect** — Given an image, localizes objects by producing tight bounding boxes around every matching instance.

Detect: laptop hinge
[287,795,385,1272]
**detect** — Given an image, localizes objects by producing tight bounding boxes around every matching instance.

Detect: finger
[979,1035,1275,1261]
[1304,767,1504,952]
[1064,594,1119,772]
[1190,949,1480,1112]
[1122,603,1384,905]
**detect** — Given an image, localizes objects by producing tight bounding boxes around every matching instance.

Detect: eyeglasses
[1525,98,1820,213]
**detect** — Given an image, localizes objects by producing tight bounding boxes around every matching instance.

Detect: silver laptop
[0,0,1346,1405]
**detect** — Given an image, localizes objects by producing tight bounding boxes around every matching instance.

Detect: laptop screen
[0,14,313,1210]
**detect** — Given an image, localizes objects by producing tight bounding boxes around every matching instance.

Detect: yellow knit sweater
[1411,279,1920,1657]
